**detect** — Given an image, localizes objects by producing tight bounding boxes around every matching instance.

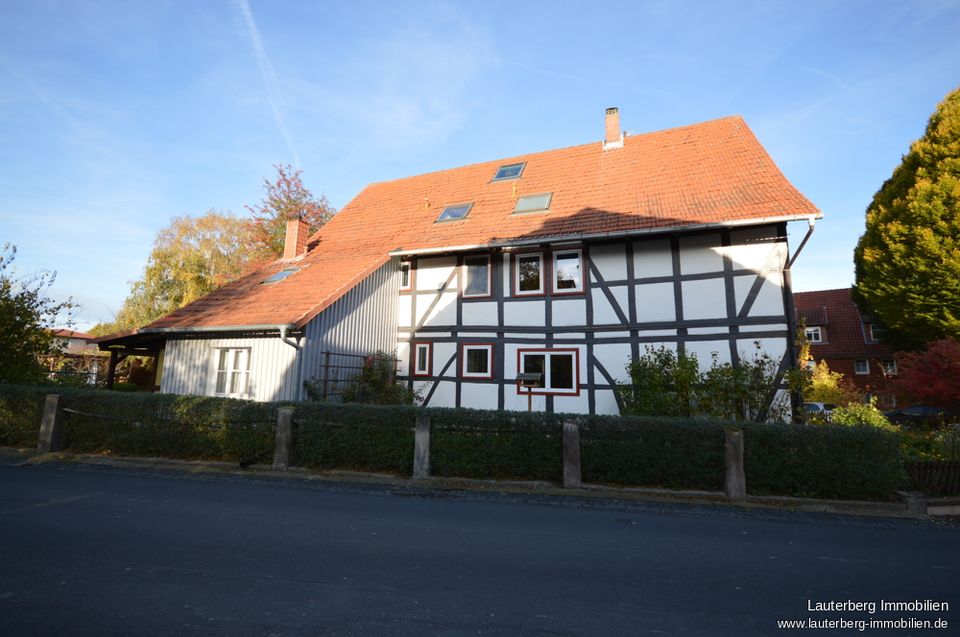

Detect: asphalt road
[0,462,957,636]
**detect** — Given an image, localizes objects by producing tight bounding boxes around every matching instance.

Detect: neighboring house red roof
[141,115,820,332]
[793,288,893,359]
[51,329,95,340]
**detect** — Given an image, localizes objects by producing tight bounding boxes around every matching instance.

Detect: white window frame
[854,359,870,375]
[399,262,412,291]
[462,254,491,298]
[552,249,583,294]
[413,342,432,377]
[213,348,251,397]
[514,252,544,296]
[461,344,493,379]
[517,349,579,395]
[882,359,897,375]
[804,326,822,343]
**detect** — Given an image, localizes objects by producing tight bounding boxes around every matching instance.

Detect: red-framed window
[513,252,544,296]
[413,342,432,376]
[516,348,580,396]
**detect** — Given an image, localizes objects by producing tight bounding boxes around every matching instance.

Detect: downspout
[782,219,816,419]
[279,325,303,401]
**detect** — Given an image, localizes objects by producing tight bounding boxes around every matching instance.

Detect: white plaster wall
[591,286,629,325]
[734,274,784,317]
[423,292,459,326]
[594,389,620,415]
[416,256,457,291]
[634,282,675,322]
[398,295,412,328]
[679,233,724,274]
[597,331,630,339]
[591,244,627,281]
[682,278,728,320]
[429,380,456,408]
[396,341,410,376]
[593,344,631,383]
[504,300,545,326]
[460,383,499,410]
[463,301,498,326]
[687,326,729,336]
[553,298,587,327]
[504,391,546,412]
[737,337,787,364]
[633,239,672,278]
[553,394,590,414]
[726,227,782,273]
[433,342,457,376]
[737,323,787,333]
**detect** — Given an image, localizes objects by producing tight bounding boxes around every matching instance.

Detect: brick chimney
[603,106,623,150]
[283,219,309,260]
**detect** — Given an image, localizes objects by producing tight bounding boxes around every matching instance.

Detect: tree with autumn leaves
[92,165,334,335]
[853,87,960,348]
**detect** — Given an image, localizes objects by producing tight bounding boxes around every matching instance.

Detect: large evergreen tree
[853,87,960,348]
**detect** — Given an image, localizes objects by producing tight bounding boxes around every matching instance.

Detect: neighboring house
[793,288,898,408]
[98,109,821,415]
[51,329,97,353]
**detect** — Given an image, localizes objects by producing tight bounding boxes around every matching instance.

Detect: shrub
[293,402,416,475]
[580,415,725,490]
[620,346,698,417]
[430,408,561,482]
[741,422,905,499]
[830,399,896,431]
[696,344,787,422]
[0,384,46,447]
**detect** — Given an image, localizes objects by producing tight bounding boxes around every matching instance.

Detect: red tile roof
[51,329,95,340]
[794,288,893,359]
[143,115,820,332]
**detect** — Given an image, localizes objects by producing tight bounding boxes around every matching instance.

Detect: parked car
[803,402,835,422]
[884,405,957,427]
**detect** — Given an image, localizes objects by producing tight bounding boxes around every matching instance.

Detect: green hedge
[429,408,562,482]
[292,402,416,475]
[740,422,906,500]
[0,384,908,500]
[0,384,47,447]
[580,415,726,490]
[0,384,275,463]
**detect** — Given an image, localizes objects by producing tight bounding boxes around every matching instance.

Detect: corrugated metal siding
[299,258,401,399]
[161,335,298,402]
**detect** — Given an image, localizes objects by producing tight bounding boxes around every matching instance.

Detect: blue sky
[1,0,958,330]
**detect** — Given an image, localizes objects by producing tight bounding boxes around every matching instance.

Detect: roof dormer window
[514,192,552,214]
[492,162,525,181]
[436,203,473,222]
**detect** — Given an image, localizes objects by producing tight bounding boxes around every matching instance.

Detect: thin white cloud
[236,0,300,166]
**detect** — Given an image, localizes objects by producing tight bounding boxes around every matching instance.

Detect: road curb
[0,446,932,519]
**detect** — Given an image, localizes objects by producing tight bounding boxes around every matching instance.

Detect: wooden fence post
[725,428,746,501]
[413,414,431,480]
[37,394,64,454]
[272,407,295,470]
[562,419,582,488]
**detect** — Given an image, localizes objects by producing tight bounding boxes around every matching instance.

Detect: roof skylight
[492,162,525,181]
[261,267,299,284]
[514,192,553,214]
[436,203,473,222]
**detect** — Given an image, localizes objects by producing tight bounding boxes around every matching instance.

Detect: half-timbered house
[98,108,821,415]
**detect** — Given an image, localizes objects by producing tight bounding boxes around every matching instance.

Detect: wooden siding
[298,258,401,399]
[160,335,298,402]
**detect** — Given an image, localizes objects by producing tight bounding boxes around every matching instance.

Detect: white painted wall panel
[687,327,730,336]
[424,292,458,326]
[737,323,786,333]
[682,279,727,320]
[726,227,782,273]
[635,282,675,322]
[594,389,620,415]
[737,337,787,363]
[553,298,587,326]
[460,383,499,410]
[432,342,457,376]
[396,341,410,376]
[679,233,723,274]
[429,380,457,407]
[734,275,784,317]
[416,257,457,291]
[553,394,590,414]
[591,244,627,281]
[593,344,631,383]
[398,296,412,328]
[633,239,672,277]
[504,300,545,326]
[463,301,499,326]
